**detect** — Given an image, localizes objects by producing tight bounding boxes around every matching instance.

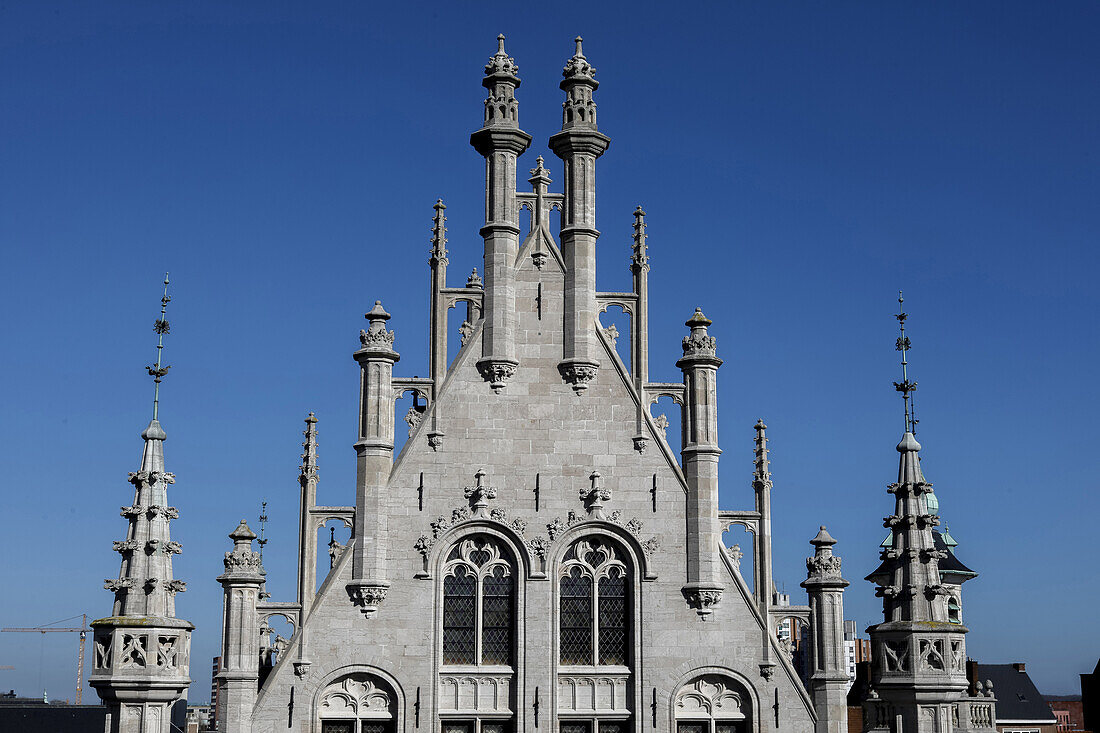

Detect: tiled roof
[976,664,1057,724]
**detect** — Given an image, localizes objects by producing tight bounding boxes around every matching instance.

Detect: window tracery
[442,535,515,667]
[559,538,629,667]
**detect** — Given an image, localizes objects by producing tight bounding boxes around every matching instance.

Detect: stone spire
[677,308,724,616]
[91,275,193,733]
[471,35,532,392]
[550,36,612,394]
[862,296,977,733]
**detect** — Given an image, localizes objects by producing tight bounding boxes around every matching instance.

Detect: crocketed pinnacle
[300,412,319,483]
[430,199,448,265]
[631,206,649,270]
[753,419,772,490]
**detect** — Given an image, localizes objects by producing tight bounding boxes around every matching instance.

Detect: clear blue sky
[2,1,1097,702]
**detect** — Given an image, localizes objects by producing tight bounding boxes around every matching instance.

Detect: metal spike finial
[893,291,918,434]
[147,273,172,420]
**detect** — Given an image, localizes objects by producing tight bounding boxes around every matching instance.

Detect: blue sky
[1,1,1097,702]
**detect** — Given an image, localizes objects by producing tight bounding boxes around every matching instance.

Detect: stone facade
[210,37,879,733]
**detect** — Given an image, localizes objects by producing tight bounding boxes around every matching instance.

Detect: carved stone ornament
[346,581,390,617]
[681,332,717,358]
[359,301,396,352]
[602,324,619,347]
[458,320,475,347]
[532,251,548,270]
[113,539,139,554]
[806,554,842,577]
[223,548,263,573]
[759,663,777,681]
[558,360,599,394]
[683,586,723,617]
[477,359,518,393]
[632,436,648,454]
[104,578,134,593]
[427,431,444,451]
[293,660,312,679]
[165,579,187,594]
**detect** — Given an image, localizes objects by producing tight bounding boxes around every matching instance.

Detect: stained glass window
[560,566,593,665]
[598,567,627,665]
[442,536,515,667]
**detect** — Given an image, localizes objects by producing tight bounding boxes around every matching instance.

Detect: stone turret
[215,521,265,732]
[90,276,193,733]
[550,37,611,394]
[471,35,532,392]
[677,308,724,616]
[862,296,993,733]
[347,300,400,615]
[802,526,850,733]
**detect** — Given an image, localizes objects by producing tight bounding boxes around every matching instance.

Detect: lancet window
[559,537,630,667]
[442,535,515,667]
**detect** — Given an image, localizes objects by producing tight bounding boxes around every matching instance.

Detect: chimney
[1014,662,1026,672]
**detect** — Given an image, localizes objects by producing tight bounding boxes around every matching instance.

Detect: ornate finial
[805,526,844,579]
[580,470,612,518]
[529,155,549,180]
[562,35,596,82]
[632,206,649,270]
[146,273,172,420]
[484,34,519,80]
[430,199,448,265]
[257,501,269,563]
[463,468,497,517]
[359,301,396,351]
[753,419,772,491]
[681,308,718,358]
[893,291,918,434]
[466,268,483,289]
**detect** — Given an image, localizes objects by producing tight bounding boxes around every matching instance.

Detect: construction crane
[2,614,89,703]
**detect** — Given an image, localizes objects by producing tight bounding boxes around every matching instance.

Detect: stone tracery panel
[674,674,748,721]
[319,673,394,720]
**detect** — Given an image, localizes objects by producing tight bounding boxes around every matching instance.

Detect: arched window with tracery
[559,537,630,667]
[442,535,515,667]
[317,673,396,733]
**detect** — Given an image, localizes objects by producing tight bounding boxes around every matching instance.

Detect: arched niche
[672,672,754,733]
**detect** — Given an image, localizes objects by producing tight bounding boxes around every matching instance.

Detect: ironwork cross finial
[893,291,918,434]
[258,500,269,562]
[147,273,172,420]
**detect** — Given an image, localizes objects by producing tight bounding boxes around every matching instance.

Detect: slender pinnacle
[147,273,172,420]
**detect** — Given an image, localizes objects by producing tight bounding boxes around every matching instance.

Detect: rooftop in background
[977,663,1058,725]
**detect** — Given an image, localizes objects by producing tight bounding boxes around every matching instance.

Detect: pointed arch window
[442,536,515,666]
[559,537,630,667]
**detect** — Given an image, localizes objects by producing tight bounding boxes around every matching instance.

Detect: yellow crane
[2,614,90,703]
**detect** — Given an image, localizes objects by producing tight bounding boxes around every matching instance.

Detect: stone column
[549,37,610,394]
[429,199,449,394]
[801,526,850,733]
[216,521,265,733]
[347,301,399,615]
[677,308,724,616]
[470,35,531,393]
